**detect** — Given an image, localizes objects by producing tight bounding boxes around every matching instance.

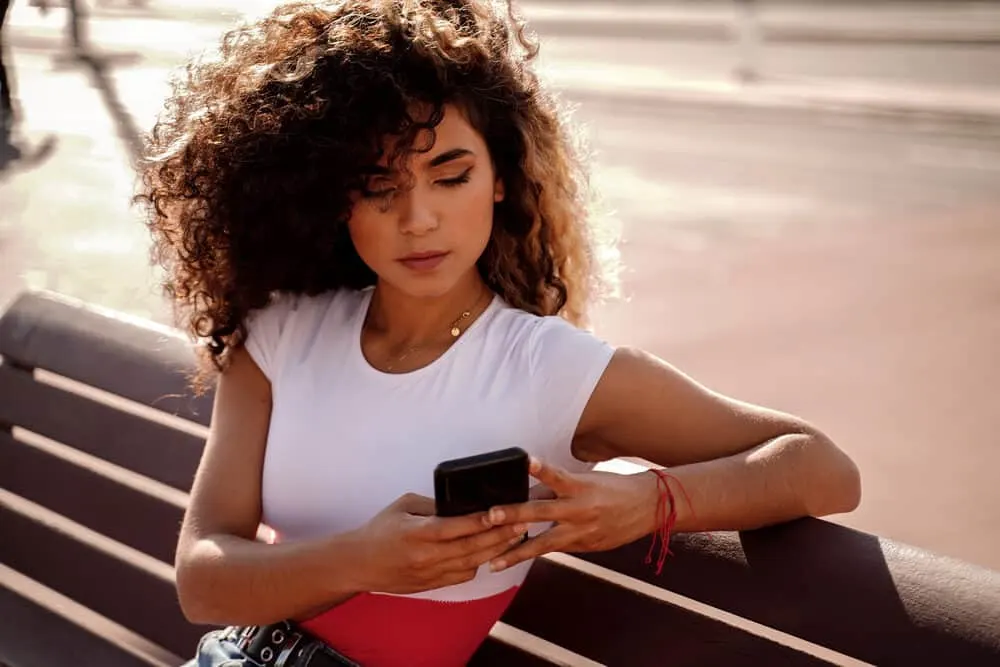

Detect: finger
[418,511,496,542]
[490,526,569,572]
[433,567,481,590]
[439,530,528,574]
[486,498,573,526]
[528,457,578,495]
[529,483,556,501]
[446,522,528,557]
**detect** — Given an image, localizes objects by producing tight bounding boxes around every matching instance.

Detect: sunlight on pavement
[589,162,817,258]
[3,50,165,320]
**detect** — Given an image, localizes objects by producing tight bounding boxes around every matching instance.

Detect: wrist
[636,469,664,536]
[322,529,372,598]
[642,468,694,533]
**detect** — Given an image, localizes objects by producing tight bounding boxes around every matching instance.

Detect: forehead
[378,104,486,166]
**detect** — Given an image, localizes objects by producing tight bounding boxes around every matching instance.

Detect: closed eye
[437,167,473,188]
[362,187,397,198]
[361,177,397,199]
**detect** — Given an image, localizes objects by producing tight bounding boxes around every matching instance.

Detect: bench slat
[581,523,1000,665]
[0,365,204,492]
[0,564,180,667]
[0,493,210,658]
[0,291,213,426]
[470,637,561,666]
[0,431,185,564]
[502,557,829,666]
[0,588,167,667]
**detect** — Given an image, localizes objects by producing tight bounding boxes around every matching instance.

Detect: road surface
[7,1,1000,91]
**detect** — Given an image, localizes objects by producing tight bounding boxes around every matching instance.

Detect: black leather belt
[222,621,361,667]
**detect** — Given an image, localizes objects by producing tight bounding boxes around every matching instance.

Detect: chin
[383,269,467,300]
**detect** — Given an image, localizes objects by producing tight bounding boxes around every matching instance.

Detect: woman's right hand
[353,493,529,595]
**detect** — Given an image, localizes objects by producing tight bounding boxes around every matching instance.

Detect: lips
[398,251,450,272]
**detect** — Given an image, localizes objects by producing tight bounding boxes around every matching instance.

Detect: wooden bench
[2,289,999,667]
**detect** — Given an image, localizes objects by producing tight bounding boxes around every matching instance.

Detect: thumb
[395,493,437,517]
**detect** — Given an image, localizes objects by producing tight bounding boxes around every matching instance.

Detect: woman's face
[347,104,505,298]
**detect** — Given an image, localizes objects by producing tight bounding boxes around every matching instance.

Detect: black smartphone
[434,447,530,517]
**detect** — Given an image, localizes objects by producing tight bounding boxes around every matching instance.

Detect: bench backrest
[2,290,999,667]
[0,292,212,666]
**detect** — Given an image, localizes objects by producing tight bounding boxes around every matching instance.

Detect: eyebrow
[362,148,475,176]
[428,148,475,168]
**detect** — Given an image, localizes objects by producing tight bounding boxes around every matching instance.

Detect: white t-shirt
[243,287,614,664]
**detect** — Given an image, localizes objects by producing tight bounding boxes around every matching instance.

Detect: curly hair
[136,0,617,387]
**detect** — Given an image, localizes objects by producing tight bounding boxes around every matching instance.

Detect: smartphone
[434,447,529,517]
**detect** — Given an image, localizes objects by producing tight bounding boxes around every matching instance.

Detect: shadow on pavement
[25,0,145,165]
[1,48,143,180]
[3,0,143,179]
[77,51,144,162]
[0,126,57,178]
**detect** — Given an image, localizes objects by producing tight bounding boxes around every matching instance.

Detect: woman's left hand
[485,457,660,572]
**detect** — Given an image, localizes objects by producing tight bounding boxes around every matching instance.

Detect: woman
[137,1,861,666]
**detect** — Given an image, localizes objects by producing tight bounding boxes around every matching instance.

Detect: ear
[493,178,505,203]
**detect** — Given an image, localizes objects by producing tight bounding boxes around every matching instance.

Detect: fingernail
[491,559,506,572]
[529,458,541,473]
[512,523,527,534]
[490,508,505,523]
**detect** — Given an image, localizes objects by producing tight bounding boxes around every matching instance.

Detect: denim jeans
[182,629,250,667]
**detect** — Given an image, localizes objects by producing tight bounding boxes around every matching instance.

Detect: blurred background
[1,0,998,569]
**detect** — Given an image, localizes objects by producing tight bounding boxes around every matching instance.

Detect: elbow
[825,454,862,515]
[174,540,285,627]
[799,431,862,517]
[175,547,235,626]
[175,558,216,625]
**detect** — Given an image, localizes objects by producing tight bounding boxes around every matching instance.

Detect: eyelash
[361,168,473,199]
[438,168,473,188]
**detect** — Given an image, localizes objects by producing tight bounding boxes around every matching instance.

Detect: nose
[396,186,439,236]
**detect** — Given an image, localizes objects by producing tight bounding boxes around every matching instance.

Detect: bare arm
[174,347,366,626]
[574,347,861,532]
[480,346,861,572]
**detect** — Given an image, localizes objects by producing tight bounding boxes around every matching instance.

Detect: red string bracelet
[644,468,694,575]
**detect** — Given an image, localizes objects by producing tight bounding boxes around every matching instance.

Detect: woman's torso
[247,288,610,666]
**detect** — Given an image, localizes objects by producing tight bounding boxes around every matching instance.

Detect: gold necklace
[379,289,489,372]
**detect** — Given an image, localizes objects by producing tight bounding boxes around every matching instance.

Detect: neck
[367,272,489,344]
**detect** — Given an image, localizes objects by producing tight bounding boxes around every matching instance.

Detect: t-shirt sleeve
[527,316,616,472]
[243,294,298,382]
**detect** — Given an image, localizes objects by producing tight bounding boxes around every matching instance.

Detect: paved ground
[587,110,1000,572]
[2,1,999,570]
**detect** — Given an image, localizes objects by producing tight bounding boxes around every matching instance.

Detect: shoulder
[243,288,368,379]
[486,302,614,374]
[483,304,616,470]
[246,288,367,330]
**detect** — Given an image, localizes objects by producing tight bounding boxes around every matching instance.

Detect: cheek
[346,209,387,265]
[459,180,497,246]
